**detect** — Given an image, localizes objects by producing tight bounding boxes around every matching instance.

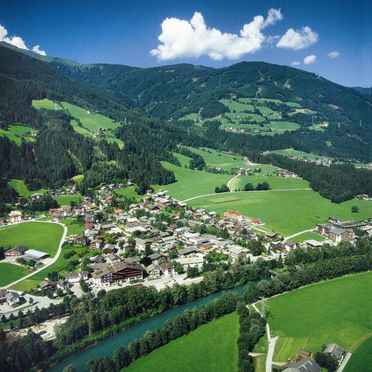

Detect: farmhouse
[323,343,346,364]
[25,249,49,260]
[5,245,28,257]
[304,240,323,249]
[282,358,321,372]
[8,210,22,224]
[92,263,145,286]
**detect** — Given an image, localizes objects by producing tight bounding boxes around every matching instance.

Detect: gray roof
[324,343,346,359]
[283,359,321,372]
[179,246,198,255]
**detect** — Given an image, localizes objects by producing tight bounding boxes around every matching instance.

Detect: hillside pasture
[264,271,372,362]
[0,125,37,146]
[54,193,83,206]
[8,179,47,197]
[0,222,63,256]
[127,312,239,372]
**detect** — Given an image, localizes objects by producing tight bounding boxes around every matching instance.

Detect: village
[1,182,372,329]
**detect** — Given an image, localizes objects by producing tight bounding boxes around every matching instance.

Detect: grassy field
[187,147,246,170]
[173,152,191,167]
[290,231,325,243]
[0,222,63,255]
[8,179,47,197]
[12,244,93,292]
[345,336,372,372]
[162,161,231,200]
[0,262,31,287]
[188,191,372,236]
[264,271,372,362]
[114,186,143,201]
[61,218,84,235]
[231,174,309,191]
[54,193,83,206]
[0,125,37,146]
[32,99,124,148]
[127,312,239,372]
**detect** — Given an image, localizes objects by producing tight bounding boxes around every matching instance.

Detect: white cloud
[277,26,318,50]
[151,9,282,61]
[291,61,301,66]
[32,45,47,56]
[0,24,46,55]
[328,51,340,59]
[303,54,316,64]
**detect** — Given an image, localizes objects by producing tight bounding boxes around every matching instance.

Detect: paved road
[227,174,240,192]
[337,352,352,372]
[182,188,311,202]
[252,302,277,372]
[3,220,67,289]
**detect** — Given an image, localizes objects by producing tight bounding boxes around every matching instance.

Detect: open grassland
[173,152,191,167]
[114,186,143,201]
[345,336,372,372]
[265,271,372,362]
[290,231,325,243]
[231,174,309,191]
[188,191,372,236]
[187,147,246,170]
[0,222,63,256]
[54,193,83,206]
[127,312,239,372]
[61,218,84,236]
[8,179,47,197]
[0,125,37,146]
[0,262,31,287]
[32,99,124,148]
[162,162,231,200]
[12,245,93,292]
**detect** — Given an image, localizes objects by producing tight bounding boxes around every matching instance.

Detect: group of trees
[236,303,266,372]
[243,182,270,191]
[85,292,239,371]
[177,147,206,170]
[215,184,230,193]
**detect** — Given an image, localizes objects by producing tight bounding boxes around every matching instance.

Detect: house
[179,246,198,257]
[160,262,175,277]
[304,240,323,249]
[6,291,23,306]
[265,232,278,241]
[66,271,89,283]
[5,245,28,257]
[146,263,162,279]
[92,263,146,286]
[39,280,56,291]
[176,256,204,269]
[228,245,244,260]
[223,210,245,222]
[0,289,8,304]
[282,358,321,372]
[323,344,346,364]
[8,210,22,224]
[148,252,168,263]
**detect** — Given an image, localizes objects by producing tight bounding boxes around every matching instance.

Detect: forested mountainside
[0,42,371,208]
[0,45,202,204]
[54,60,372,162]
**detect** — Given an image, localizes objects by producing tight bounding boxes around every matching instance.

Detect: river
[50,286,244,371]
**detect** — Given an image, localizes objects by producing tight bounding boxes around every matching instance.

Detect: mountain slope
[54,60,372,162]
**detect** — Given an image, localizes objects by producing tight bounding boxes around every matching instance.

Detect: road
[3,220,68,289]
[252,301,278,372]
[284,228,316,241]
[181,188,311,202]
[337,352,352,372]
[227,173,240,191]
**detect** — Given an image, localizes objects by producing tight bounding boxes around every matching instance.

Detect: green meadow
[264,271,372,362]
[0,125,37,146]
[32,99,124,148]
[61,218,84,236]
[54,193,83,206]
[188,190,371,236]
[0,262,31,287]
[345,336,372,372]
[8,179,47,197]
[127,312,239,372]
[0,222,64,256]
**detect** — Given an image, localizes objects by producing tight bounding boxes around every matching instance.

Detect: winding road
[3,220,67,289]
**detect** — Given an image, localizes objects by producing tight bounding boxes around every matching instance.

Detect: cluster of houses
[282,344,346,372]
[274,168,299,178]
[237,167,262,176]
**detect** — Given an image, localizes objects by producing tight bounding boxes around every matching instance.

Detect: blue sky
[0,0,371,87]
